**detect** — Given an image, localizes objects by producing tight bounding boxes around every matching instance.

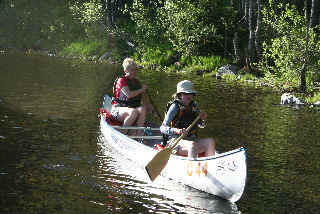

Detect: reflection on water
[1,52,320,213]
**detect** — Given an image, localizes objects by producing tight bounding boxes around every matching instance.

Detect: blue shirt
[160,101,205,138]
[160,102,180,137]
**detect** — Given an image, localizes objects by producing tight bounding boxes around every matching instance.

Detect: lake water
[0,52,319,214]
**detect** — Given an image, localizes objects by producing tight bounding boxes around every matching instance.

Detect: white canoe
[99,95,247,202]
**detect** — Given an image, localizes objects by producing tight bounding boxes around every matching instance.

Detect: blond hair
[122,58,138,72]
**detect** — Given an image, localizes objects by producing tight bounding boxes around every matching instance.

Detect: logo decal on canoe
[217,160,238,175]
[187,161,208,176]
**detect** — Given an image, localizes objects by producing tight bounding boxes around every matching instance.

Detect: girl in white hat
[160,80,216,158]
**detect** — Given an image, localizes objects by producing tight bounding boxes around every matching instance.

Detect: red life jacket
[112,76,142,108]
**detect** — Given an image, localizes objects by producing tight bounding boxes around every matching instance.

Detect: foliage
[239,73,258,82]
[135,46,176,67]
[60,39,108,57]
[133,45,229,75]
[260,3,320,92]
[306,92,320,103]
[69,0,103,25]
[117,0,237,57]
[159,0,231,56]
[0,0,106,50]
[128,0,167,48]
[221,73,237,81]
[0,0,88,50]
[181,55,229,72]
[69,0,105,39]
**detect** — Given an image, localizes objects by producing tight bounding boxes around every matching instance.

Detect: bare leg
[176,140,197,158]
[135,106,148,136]
[123,109,139,126]
[117,107,139,134]
[187,141,197,158]
[197,138,215,156]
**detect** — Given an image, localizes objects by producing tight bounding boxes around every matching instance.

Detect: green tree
[160,0,236,56]
[260,3,320,92]
[69,0,104,39]
[0,0,88,50]
[129,0,166,47]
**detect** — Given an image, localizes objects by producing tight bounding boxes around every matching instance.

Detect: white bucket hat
[176,80,197,94]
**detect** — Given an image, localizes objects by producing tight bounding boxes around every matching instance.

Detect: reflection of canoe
[99,95,247,202]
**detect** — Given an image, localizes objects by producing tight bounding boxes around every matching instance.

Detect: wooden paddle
[147,92,163,121]
[145,115,201,181]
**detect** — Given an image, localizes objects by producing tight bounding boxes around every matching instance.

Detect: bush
[60,39,108,57]
[136,46,177,67]
[160,0,237,56]
[260,3,320,93]
[129,0,167,47]
[182,55,229,72]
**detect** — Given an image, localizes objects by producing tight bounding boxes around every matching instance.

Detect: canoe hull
[99,116,247,202]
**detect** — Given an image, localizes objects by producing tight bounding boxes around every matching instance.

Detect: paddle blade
[145,115,201,181]
[145,147,173,181]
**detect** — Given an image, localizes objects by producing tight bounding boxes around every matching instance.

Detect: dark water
[0,52,319,214]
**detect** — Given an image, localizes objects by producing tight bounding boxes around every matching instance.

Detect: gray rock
[314,101,320,106]
[216,64,240,79]
[280,93,304,105]
[99,52,112,61]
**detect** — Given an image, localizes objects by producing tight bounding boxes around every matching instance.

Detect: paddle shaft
[147,92,163,121]
[168,114,201,149]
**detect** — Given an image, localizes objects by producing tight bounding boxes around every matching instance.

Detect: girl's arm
[160,103,180,135]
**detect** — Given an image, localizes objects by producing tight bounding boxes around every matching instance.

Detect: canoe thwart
[129,136,163,139]
[112,125,160,131]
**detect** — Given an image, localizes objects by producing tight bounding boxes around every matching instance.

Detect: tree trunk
[247,0,255,61]
[233,32,241,64]
[241,0,246,18]
[255,0,262,61]
[244,0,249,23]
[300,0,310,93]
[300,63,307,93]
[104,0,115,28]
[309,0,319,28]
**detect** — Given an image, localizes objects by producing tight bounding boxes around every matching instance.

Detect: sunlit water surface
[0,52,319,214]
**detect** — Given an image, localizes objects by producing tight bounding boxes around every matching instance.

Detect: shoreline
[2,47,320,106]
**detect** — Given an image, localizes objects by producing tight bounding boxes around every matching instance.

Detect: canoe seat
[179,152,206,157]
[198,152,206,157]
[99,108,122,126]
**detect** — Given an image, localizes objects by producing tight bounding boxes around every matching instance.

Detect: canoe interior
[101,94,214,158]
